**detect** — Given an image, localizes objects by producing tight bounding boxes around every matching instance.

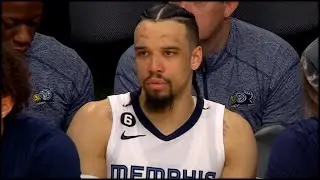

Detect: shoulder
[232,18,297,54]
[223,108,253,134]
[69,92,133,132]
[67,98,112,140]
[202,100,253,133]
[75,92,132,121]
[120,44,135,60]
[269,118,319,160]
[83,98,111,115]
[4,114,81,178]
[222,109,256,151]
[273,118,319,147]
[231,18,299,74]
[266,118,319,178]
[13,113,79,157]
[67,99,112,155]
[11,113,57,138]
[27,33,91,75]
[71,98,112,126]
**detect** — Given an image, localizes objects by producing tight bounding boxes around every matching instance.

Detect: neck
[140,87,195,135]
[200,19,231,56]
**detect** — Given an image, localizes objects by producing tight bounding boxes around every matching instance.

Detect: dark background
[37,1,319,100]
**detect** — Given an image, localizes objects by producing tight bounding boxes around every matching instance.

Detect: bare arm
[221,109,258,178]
[67,99,112,178]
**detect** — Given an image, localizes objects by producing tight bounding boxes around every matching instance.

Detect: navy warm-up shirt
[24,33,94,131]
[266,117,319,178]
[0,113,81,178]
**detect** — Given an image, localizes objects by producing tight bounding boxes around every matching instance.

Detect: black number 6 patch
[120,112,136,127]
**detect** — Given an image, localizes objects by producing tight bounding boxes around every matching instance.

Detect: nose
[13,25,33,51]
[147,56,164,74]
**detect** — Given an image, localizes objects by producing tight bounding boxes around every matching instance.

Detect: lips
[13,48,28,54]
[145,78,167,90]
[146,78,167,85]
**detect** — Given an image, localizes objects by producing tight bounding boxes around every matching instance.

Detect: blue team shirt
[0,113,81,178]
[24,33,94,131]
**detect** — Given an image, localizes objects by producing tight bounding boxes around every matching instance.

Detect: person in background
[266,38,319,178]
[0,47,81,178]
[1,1,94,131]
[114,1,302,133]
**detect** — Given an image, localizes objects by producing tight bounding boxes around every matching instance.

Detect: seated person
[0,47,81,178]
[114,1,303,133]
[68,4,257,179]
[2,1,94,131]
[266,38,319,178]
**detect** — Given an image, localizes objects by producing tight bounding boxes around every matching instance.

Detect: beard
[142,73,174,113]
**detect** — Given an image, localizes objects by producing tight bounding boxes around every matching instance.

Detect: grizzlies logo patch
[33,88,53,104]
[229,91,253,108]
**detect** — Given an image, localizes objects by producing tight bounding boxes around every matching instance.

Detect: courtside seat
[255,124,286,178]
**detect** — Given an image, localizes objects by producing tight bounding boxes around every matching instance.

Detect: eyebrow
[3,15,42,21]
[134,46,146,51]
[161,46,181,51]
[134,46,181,51]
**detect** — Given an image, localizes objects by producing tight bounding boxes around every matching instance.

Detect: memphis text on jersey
[110,164,217,179]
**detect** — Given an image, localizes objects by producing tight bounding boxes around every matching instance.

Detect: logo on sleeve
[120,112,136,127]
[32,88,53,104]
[120,113,145,140]
[229,91,254,108]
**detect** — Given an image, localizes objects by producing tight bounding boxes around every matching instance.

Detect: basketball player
[68,4,257,179]
[114,1,303,133]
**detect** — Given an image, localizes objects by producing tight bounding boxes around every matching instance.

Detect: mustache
[143,73,171,85]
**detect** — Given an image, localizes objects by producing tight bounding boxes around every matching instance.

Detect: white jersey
[107,92,225,179]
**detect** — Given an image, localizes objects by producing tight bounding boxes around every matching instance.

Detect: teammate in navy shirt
[0,47,81,178]
[266,38,319,178]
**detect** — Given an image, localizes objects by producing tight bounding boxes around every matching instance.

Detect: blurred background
[37,1,319,100]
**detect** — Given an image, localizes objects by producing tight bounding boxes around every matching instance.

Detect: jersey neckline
[130,90,204,141]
